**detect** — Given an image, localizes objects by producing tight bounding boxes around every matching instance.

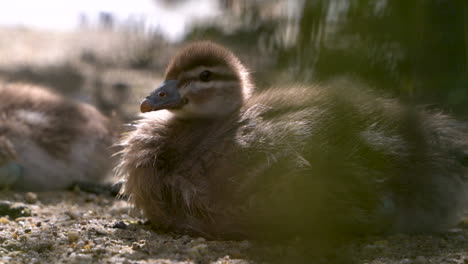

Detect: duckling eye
[199,70,212,82]
[158,92,167,98]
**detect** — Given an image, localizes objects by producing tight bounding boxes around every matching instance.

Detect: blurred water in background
[0,0,219,41]
[0,0,466,118]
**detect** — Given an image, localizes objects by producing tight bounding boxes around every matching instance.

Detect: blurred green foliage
[185,0,468,117]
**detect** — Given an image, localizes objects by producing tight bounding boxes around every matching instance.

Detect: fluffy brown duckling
[0,83,115,191]
[116,42,468,241]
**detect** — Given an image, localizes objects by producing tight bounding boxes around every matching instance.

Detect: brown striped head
[141,41,252,118]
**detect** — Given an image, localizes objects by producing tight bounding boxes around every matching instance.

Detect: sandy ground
[0,191,466,264]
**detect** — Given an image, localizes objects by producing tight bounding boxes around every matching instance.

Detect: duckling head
[140,41,253,118]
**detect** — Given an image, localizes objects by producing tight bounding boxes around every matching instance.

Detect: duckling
[116,42,468,241]
[0,82,115,191]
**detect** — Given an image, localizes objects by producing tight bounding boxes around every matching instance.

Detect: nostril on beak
[140,99,153,113]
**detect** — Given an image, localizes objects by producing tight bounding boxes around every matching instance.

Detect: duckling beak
[140,80,187,113]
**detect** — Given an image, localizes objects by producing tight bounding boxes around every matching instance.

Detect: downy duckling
[116,42,468,241]
[0,83,116,191]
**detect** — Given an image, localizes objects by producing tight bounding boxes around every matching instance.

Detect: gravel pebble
[68,231,80,243]
[65,211,80,220]
[0,200,31,218]
[111,221,127,229]
[414,256,427,264]
[24,192,38,204]
[187,243,209,259]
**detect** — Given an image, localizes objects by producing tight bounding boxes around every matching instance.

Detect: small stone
[24,192,38,204]
[414,256,427,264]
[0,201,31,219]
[229,248,244,258]
[2,240,22,250]
[35,222,42,227]
[65,211,80,220]
[459,216,468,227]
[24,228,31,233]
[131,242,140,250]
[399,259,412,264]
[239,240,252,249]
[75,241,85,249]
[194,237,206,243]
[391,233,409,241]
[84,194,98,203]
[0,217,9,224]
[363,244,378,251]
[374,240,389,247]
[30,241,54,252]
[68,231,80,243]
[179,235,191,242]
[72,185,81,193]
[187,244,208,259]
[111,221,127,229]
[83,243,92,251]
[447,228,463,234]
[189,237,206,245]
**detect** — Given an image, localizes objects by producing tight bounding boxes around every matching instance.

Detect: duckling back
[0,83,116,191]
[117,79,468,240]
[236,82,468,238]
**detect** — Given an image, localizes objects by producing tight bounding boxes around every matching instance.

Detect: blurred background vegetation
[0,0,467,120]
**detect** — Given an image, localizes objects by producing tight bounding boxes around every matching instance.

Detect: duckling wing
[231,84,468,238]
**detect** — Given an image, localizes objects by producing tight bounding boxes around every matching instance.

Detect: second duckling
[0,83,116,191]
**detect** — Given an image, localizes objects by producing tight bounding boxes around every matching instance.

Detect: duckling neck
[162,109,241,160]
[171,116,222,134]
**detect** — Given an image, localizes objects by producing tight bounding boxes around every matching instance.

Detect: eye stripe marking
[179,66,238,80]
[179,81,240,94]
[178,74,238,88]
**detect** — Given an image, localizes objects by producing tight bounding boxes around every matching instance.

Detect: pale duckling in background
[0,83,116,191]
[116,42,468,241]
